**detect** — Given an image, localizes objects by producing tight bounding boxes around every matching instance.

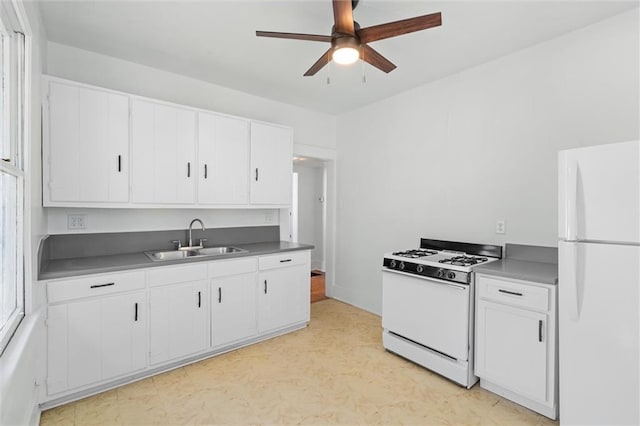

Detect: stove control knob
[447,271,456,280]
[437,269,445,278]
[390,260,397,268]
[399,261,405,270]
[416,265,424,273]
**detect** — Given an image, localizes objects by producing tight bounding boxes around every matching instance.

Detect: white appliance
[382,239,502,388]
[558,140,640,425]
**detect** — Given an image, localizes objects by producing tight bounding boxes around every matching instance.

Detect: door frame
[282,143,336,297]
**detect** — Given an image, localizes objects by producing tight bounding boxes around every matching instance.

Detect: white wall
[333,9,640,314]
[0,2,48,425]
[293,164,325,270]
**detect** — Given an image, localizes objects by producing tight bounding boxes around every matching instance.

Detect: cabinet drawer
[477,275,549,311]
[148,263,208,287]
[48,271,145,303]
[259,251,309,270]
[208,257,257,278]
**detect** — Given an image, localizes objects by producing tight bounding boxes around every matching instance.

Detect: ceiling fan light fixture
[332,46,359,65]
[331,37,360,65]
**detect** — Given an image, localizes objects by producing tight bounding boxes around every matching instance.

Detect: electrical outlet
[495,220,506,234]
[68,214,87,230]
[265,213,273,223]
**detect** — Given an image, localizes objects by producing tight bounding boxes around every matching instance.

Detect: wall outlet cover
[495,220,506,234]
[68,214,88,230]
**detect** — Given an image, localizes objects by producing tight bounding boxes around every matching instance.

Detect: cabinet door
[47,81,129,203]
[46,291,146,395]
[149,281,208,365]
[211,273,257,347]
[257,265,309,333]
[198,112,250,204]
[250,122,293,205]
[131,99,196,204]
[101,292,147,379]
[476,299,548,402]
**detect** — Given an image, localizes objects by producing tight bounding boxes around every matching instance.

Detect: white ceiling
[39,0,638,115]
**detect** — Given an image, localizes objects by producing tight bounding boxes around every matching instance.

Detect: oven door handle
[382,268,467,290]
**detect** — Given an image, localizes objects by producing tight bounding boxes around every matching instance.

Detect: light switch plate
[495,220,506,234]
[68,214,87,230]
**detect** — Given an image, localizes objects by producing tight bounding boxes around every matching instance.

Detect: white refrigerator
[558,140,640,425]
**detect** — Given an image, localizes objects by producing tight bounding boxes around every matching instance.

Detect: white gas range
[382,239,502,388]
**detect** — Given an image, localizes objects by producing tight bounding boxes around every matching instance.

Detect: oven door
[382,268,470,361]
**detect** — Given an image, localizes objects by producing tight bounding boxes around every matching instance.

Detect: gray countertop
[40,241,314,281]
[474,258,558,285]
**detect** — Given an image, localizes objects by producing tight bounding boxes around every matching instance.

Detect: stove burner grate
[439,255,488,267]
[392,249,438,259]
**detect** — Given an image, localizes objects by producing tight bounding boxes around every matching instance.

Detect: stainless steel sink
[195,246,246,256]
[144,246,247,262]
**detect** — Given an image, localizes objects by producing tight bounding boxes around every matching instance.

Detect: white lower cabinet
[45,250,310,402]
[257,252,310,334]
[149,280,209,365]
[475,274,557,419]
[47,286,146,395]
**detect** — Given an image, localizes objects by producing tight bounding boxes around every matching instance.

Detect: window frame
[0,0,27,356]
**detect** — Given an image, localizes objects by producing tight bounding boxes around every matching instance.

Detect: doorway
[292,156,328,303]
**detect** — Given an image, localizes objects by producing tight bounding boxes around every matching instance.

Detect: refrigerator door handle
[561,242,582,320]
[565,159,580,241]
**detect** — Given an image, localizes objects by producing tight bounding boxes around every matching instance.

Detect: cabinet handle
[90,282,115,289]
[255,168,259,181]
[187,162,191,178]
[279,259,292,263]
[264,279,268,294]
[117,155,122,172]
[134,302,138,322]
[538,320,543,342]
[204,164,208,179]
[198,291,201,308]
[218,287,222,303]
[498,289,523,296]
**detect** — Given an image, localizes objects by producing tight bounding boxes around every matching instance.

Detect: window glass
[0,172,18,327]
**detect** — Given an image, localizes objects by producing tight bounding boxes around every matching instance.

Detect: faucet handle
[198,238,208,248]
[171,240,182,250]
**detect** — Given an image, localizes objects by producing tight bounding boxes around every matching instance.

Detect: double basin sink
[144,246,247,262]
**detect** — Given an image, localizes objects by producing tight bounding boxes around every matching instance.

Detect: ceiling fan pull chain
[361,46,366,83]
[326,56,331,85]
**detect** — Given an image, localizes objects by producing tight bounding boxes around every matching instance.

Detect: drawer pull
[498,289,523,297]
[117,155,122,172]
[279,259,292,263]
[198,291,201,308]
[90,282,115,289]
[187,162,191,178]
[218,287,222,303]
[134,302,138,322]
[538,320,543,342]
[264,279,268,294]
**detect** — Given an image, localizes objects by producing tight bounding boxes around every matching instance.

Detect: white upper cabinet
[198,112,250,205]
[131,99,196,204]
[43,77,295,208]
[45,81,129,205]
[250,122,293,205]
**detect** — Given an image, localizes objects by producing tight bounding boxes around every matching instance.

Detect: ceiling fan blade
[304,49,332,76]
[332,0,355,35]
[256,31,332,43]
[358,12,442,43]
[360,44,396,73]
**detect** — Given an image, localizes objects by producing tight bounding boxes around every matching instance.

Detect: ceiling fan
[256,0,442,76]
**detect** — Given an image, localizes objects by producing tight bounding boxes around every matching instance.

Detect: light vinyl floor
[41,299,556,425]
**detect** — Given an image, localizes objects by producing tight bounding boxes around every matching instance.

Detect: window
[0,2,25,355]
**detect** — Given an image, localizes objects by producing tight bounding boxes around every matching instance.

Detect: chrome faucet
[188,218,206,249]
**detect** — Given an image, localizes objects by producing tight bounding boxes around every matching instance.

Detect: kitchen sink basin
[144,246,247,262]
[195,246,246,256]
